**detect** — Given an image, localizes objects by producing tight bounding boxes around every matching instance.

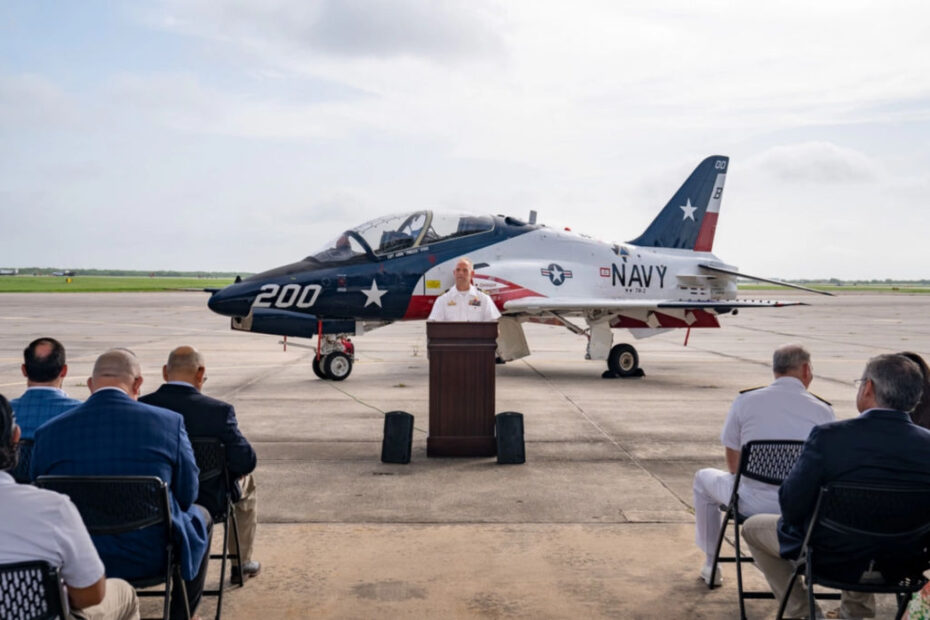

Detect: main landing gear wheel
[312,356,326,379]
[323,351,353,381]
[607,343,641,377]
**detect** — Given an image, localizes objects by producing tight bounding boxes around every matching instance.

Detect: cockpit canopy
[306,211,494,265]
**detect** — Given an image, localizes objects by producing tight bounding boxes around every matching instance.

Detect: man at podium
[427,258,501,322]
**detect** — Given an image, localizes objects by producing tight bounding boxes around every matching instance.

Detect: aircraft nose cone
[208,285,253,317]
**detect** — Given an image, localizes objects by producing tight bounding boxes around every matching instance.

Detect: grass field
[0,276,235,293]
[740,284,930,294]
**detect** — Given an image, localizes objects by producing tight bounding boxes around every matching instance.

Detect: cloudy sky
[2,1,928,279]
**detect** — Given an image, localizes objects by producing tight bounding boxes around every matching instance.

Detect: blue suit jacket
[31,388,209,581]
[141,383,256,515]
[10,388,82,440]
[777,409,930,570]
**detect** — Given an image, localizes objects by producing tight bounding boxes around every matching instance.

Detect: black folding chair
[36,475,190,620]
[10,438,34,484]
[777,482,930,620]
[708,439,807,620]
[191,437,243,620]
[0,560,69,620]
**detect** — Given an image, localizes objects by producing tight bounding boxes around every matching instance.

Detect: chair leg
[806,560,817,620]
[776,565,802,620]
[734,517,747,620]
[163,561,172,620]
[177,564,191,620]
[895,591,911,620]
[708,508,732,591]
[214,515,229,620]
[229,501,243,587]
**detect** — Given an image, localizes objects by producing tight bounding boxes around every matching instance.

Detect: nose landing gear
[313,335,355,381]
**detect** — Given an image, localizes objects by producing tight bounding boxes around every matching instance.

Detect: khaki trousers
[70,578,139,620]
[228,473,257,563]
[742,514,875,618]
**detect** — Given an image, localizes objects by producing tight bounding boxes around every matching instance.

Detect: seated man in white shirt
[692,344,835,586]
[427,257,501,322]
[0,394,139,620]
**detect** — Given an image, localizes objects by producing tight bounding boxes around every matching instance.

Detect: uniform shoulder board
[739,386,764,394]
[809,392,832,406]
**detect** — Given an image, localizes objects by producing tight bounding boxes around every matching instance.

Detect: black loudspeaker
[381,411,414,464]
[495,412,525,465]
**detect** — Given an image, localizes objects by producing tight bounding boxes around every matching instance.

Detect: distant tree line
[19,268,251,278]
[796,279,930,286]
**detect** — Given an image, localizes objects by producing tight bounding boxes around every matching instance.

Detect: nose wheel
[323,351,352,381]
[312,355,326,379]
[312,335,355,381]
[313,351,354,380]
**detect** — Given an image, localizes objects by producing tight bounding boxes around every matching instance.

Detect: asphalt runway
[1,291,928,618]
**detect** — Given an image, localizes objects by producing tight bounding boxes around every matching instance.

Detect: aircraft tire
[323,351,353,381]
[608,343,639,377]
[312,356,327,380]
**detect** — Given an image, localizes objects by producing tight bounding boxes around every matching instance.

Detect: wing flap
[502,296,805,313]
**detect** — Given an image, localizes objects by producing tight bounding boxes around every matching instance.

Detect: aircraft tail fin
[629,155,729,251]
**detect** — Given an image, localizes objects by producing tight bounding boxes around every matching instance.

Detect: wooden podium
[427,321,497,457]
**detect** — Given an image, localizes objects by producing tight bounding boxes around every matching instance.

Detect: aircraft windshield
[306,211,494,263]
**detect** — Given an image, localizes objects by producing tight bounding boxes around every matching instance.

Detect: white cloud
[0,74,76,128]
[151,0,507,62]
[745,142,881,184]
[3,1,930,277]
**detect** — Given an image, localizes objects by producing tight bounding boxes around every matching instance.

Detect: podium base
[427,435,496,457]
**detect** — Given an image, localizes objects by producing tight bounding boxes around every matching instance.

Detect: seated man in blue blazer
[11,337,82,439]
[742,354,930,620]
[141,345,261,580]
[32,348,212,620]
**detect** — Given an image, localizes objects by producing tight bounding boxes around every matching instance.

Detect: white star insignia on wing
[550,265,564,284]
[680,198,697,221]
[362,279,387,307]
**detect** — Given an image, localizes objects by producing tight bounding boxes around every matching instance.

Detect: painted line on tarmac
[325,382,430,436]
[520,358,694,513]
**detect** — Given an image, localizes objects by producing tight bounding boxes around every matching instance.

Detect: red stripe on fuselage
[403,275,545,319]
[694,211,719,252]
[403,295,437,319]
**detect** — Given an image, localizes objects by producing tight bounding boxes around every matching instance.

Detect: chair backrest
[739,439,806,486]
[804,482,930,582]
[10,438,34,484]
[815,482,930,539]
[191,437,226,484]
[0,560,69,620]
[34,476,172,537]
[191,437,230,519]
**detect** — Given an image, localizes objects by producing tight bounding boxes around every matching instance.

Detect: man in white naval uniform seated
[427,257,501,323]
[693,343,835,586]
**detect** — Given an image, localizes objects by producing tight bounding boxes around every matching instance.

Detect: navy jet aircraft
[207,155,828,381]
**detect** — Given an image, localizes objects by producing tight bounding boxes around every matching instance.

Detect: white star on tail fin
[680,198,696,221]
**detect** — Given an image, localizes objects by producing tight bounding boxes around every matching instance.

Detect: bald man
[31,349,212,620]
[427,257,501,322]
[141,346,260,580]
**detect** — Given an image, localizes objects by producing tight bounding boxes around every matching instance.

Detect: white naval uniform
[0,471,140,620]
[693,376,835,561]
[427,284,501,322]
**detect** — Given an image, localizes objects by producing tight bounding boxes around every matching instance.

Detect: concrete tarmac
[1,291,928,619]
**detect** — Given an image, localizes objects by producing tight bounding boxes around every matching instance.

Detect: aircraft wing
[502,297,805,314]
